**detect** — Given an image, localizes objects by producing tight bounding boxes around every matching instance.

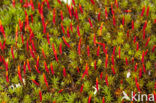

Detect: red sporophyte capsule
[102,97,105,103]
[35,65,41,74]
[77,67,80,73]
[142,63,146,73]
[30,0,34,10]
[36,56,39,68]
[136,82,141,92]
[105,7,108,19]
[27,59,31,72]
[97,46,100,56]
[141,5,145,16]
[105,54,108,68]
[62,36,70,48]
[45,0,50,9]
[23,61,26,75]
[60,10,64,21]
[145,49,148,56]
[132,20,134,30]
[122,16,125,25]
[143,20,147,31]
[141,51,145,64]
[80,84,84,93]
[115,0,118,8]
[77,25,80,37]
[43,73,49,88]
[18,65,23,83]
[39,90,42,102]
[96,78,98,91]
[31,40,36,52]
[15,26,18,46]
[145,37,150,47]
[88,95,92,103]
[127,30,129,38]
[63,68,66,77]
[88,18,93,28]
[57,0,61,4]
[111,3,114,15]
[72,0,75,6]
[94,60,97,70]
[44,61,50,74]
[146,6,150,17]
[29,46,35,59]
[78,38,81,56]
[70,22,73,32]
[125,57,128,65]
[47,33,50,45]
[12,0,15,7]
[135,63,138,72]
[100,72,103,79]
[87,45,90,57]
[90,0,95,5]
[54,49,58,62]
[133,36,136,44]
[42,48,46,59]
[81,63,89,80]
[32,79,40,86]
[118,46,121,59]
[20,0,23,3]
[50,63,55,75]
[152,45,155,52]
[75,8,79,20]
[61,22,65,34]
[136,42,139,51]
[67,27,70,38]
[59,43,62,55]
[79,4,83,14]
[58,89,63,93]
[111,65,116,75]
[53,8,56,25]
[98,12,101,21]
[67,4,72,18]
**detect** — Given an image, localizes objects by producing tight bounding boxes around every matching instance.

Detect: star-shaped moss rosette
[0,0,156,102]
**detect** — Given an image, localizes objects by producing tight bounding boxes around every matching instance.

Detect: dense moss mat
[0,0,156,103]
